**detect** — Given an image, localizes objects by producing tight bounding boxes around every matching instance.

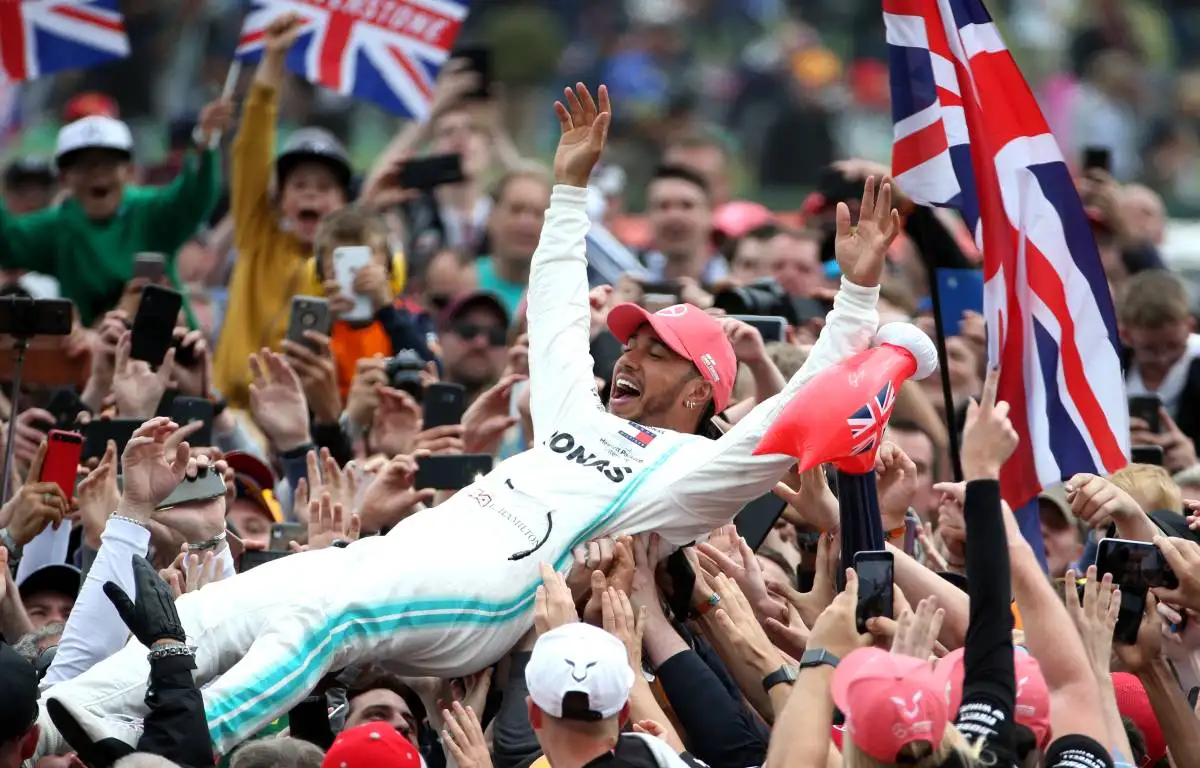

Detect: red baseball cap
[63,91,119,123]
[323,724,421,768]
[713,200,774,239]
[832,647,949,762]
[606,302,737,412]
[936,647,1052,749]
[1112,672,1166,763]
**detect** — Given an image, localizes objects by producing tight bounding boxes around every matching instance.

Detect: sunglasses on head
[452,320,507,346]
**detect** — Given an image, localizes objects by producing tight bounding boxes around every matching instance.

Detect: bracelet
[147,642,196,662]
[188,530,226,552]
[109,514,150,530]
[0,527,22,562]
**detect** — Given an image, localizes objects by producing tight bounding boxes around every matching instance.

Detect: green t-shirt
[0,148,219,325]
[475,256,526,319]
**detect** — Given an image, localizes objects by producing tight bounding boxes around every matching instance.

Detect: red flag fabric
[754,323,938,473]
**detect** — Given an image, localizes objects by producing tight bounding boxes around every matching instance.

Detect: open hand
[834,176,901,289]
[462,374,524,455]
[113,331,175,420]
[553,83,610,187]
[119,417,190,519]
[534,562,578,635]
[248,350,311,453]
[358,454,435,532]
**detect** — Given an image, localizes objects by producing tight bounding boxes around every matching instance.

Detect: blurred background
[2,0,1199,224]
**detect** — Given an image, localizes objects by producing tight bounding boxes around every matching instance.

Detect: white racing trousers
[36,528,546,755]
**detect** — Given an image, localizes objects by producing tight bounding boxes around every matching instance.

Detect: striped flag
[884,0,1129,509]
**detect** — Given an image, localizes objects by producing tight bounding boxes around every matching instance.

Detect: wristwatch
[762,664,798,693]
[799,648,840,671]
[0,527,22,564]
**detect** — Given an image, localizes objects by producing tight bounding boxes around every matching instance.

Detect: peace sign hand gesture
[553,83,611,188]
[834,176,902,289]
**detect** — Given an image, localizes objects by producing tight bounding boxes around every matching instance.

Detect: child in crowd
[300,206,434,396]
[0,108,225,326]
[212,13,352,409]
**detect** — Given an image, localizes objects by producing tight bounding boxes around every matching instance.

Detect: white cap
[55,116,133,163]
[525,623,634,721]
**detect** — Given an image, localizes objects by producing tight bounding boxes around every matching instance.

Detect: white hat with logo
[55,115,133,164]
[525,622,634,721]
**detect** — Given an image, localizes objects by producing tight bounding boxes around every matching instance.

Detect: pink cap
[606,302,737,412]
[831,647,949,762]
[935,647,1052,748]
[713,200,774,239]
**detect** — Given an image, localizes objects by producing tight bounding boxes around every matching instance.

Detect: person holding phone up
[30,84,900,760]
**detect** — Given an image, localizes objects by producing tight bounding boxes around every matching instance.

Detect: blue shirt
[476,256,525,317]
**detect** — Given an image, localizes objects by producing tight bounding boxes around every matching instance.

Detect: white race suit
[37,185,880,754]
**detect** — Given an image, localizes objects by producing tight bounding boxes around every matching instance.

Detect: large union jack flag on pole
[0,0,129,83]
[236,0,469,119]
[884,0,1129,509]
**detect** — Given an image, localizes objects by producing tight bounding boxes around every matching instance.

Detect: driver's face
[608,326,696,424]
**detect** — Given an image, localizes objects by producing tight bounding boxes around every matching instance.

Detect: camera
[0,295,73,337]
[385,349,426,400]
[712,278,829,326]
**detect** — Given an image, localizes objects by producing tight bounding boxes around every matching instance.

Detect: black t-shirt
[581,734,710,768]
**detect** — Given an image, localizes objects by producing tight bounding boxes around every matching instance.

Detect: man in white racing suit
[35,83,901,756]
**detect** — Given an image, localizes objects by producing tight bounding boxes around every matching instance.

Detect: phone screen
[1114,588,1146,645]
[853,551,894,633]
[1128,395,1162,433]
[1096,538,1178,591]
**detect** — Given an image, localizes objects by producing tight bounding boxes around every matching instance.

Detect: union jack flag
[847,382,897,457]
[0,0,129,83]
[235,0,469,119]
[884,0,1129,508]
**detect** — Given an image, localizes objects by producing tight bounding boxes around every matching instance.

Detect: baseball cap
[713,200,774,239]
[526,623,634,721]
[831,647,949,762]
[607,302,737,412]
[63,91,119,123]
[323,723,421,768]
[0,642,39,743]
[55,116,134,166]
[1038,484,1076,530]
[1111,672,1166,763]
[936,647,1052,749]
[440,291,509,332]
[225,451,283,523]
[4,157,55,187]
[277,127,352,191]
[17,563,82,601]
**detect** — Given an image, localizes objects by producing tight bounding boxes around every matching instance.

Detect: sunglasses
[451,320,507,347]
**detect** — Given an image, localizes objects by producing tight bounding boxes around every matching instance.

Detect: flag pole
[918,208,964,482]
[208,60,243,149]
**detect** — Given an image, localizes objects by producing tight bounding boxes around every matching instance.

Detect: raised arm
[663,178,901,521]
[526,84,612,435]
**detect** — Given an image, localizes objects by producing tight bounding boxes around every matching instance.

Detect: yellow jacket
[212,82,310,409]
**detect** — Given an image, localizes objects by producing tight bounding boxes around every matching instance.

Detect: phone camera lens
[301,312,316,327]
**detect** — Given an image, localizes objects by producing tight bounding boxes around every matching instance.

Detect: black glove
[103,555,187,647]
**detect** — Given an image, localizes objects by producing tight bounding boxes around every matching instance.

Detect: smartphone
[399,154,466,190]
[1189,686,1200,711]
[41,430,83,501]
[241,549,289,571]
[45,388,86,430]
[133,252,166,283]
[456,46,492,99]
[270,522,308,552]
[157,467,226,510]
[287,297,333,352]
[1114,587,1147,645]
[423,383,466,429]
[1096,537,1179,591]
[1131,445,1165,467]
[731,315,787,343]
[1083,146,1112,173]
[0,296,72,337]
[332,246,374,323]
[81,418,140,461]
[734,491,788,551]
[130,285,183,366]
[170,397,214,448]
[1128,394,1162,434]
[934,268,984,335]
[414,454,493,491]
[853,550,894,634]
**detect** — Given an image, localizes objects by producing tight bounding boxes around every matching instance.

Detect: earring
[686,401,697,409]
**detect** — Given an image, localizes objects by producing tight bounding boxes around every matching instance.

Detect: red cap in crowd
[606,302,737,412]
[831,647,950,762]
[713,200,774,239]
[322,723,421,768]
[936,647,1052,749]
[63,91,119,123]
[1111,672,1167,763]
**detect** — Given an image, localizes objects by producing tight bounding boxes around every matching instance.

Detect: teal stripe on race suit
[206,443,681,744]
